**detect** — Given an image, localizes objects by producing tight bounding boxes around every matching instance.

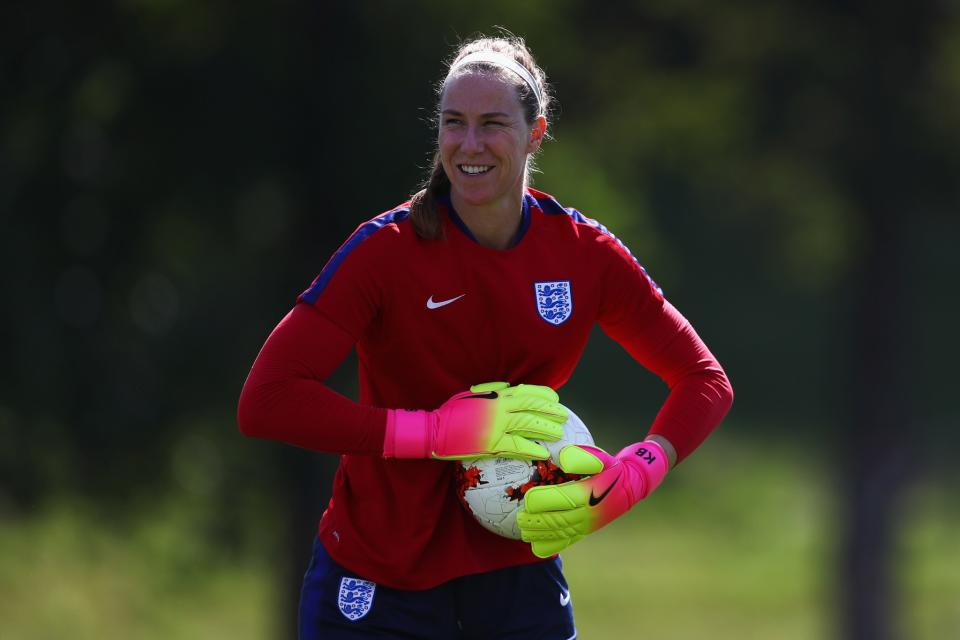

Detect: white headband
[446,52,543,111]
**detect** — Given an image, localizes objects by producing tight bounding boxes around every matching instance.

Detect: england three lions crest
[534,281,573,325]
[338,577,376,621]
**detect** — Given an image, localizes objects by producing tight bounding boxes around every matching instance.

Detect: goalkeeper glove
[383,382,567,461]
[517,440,669,557]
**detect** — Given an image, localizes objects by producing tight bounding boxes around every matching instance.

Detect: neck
[451,189,526,250]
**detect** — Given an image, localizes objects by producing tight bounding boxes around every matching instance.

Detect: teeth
[460,165,492,175]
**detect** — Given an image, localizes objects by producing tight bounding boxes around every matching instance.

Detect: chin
[452,188,497,208]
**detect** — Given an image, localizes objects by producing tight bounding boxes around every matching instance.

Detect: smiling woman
[409,38,552,246]
[438,71,546,248]
[434,50,548,248]
[237,33,733,640]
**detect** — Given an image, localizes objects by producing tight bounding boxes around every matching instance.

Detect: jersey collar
[440,192,533,249]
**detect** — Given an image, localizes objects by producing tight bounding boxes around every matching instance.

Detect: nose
[462,124,484,153]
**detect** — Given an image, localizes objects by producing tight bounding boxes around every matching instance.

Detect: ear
[527,115,547,154]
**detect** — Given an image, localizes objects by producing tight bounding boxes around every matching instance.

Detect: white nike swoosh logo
[560,590,571,607]
[426,294,465,310]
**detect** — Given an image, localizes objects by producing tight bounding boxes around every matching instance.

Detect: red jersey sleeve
[237,303,387,454]
[297,215,396,340]
[237,219,401,454]
[595,236,733,463]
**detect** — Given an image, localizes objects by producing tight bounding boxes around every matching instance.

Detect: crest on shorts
[534,281,573,325]
[338,577,376,621]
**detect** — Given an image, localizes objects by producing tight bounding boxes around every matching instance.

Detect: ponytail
[409,151,449,240]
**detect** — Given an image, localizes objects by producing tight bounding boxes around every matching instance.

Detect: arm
[606,298,734,464]
[517,301,732,556]
[237,303,388,454]
[238,303,568,459]
[518,236,732,556]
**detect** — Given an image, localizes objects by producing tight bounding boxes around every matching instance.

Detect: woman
[238,34,733,639]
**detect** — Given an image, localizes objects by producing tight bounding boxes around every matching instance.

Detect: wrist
[384,409,432,458]
[618,440,669,502]
[643,434,678,469]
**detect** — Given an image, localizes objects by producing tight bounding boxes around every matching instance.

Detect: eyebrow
[441,109,512,119]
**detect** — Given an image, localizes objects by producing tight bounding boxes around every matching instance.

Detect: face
[438,71,546,212]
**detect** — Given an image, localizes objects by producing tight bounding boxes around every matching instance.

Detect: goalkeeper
[238,33,732,639]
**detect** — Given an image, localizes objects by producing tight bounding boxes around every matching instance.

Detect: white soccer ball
[455,408,595,540]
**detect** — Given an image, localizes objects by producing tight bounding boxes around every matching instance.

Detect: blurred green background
[2,1,958,638]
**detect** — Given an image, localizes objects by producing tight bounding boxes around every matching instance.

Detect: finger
[508,384,560,402]
[470,381,510,393]
[518,509,587,538]
[506,393,568,419]
[493,435,550,460]
[506,414,565,441]
[517,512,556,539]
[502,384,560,403]
[531,538,579,558]
[523,484,586,513]
[517,509,556,537]
[557,445,605,475]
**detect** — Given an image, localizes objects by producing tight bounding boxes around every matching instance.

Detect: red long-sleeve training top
[238,188,733,589]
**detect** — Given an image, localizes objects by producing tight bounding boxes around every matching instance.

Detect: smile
[458,164,493,175]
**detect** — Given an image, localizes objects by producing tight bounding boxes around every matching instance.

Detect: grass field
[1,432,957,639]
[563,435,833,639]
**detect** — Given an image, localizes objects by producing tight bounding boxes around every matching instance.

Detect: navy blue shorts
[299,537,577,639]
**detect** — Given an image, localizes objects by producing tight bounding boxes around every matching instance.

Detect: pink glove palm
[517,441,669,557]
[384,382,567,460]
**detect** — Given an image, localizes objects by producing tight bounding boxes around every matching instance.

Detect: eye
[484,120,506,128]
[443,117,463,126]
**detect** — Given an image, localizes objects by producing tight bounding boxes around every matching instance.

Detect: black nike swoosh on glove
[588,478,619,506]
[464,391,499,400]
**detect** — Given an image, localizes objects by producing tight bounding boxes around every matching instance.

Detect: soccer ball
[455,409,595,540]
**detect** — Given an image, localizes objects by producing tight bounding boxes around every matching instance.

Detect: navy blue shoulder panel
[299,206,411,304]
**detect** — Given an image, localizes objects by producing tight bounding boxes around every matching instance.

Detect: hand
[517,440,669,557]
[383,382,567,460]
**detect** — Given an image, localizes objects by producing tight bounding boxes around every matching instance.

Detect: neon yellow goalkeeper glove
[384,382,567,461]
[517,441,669,557]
